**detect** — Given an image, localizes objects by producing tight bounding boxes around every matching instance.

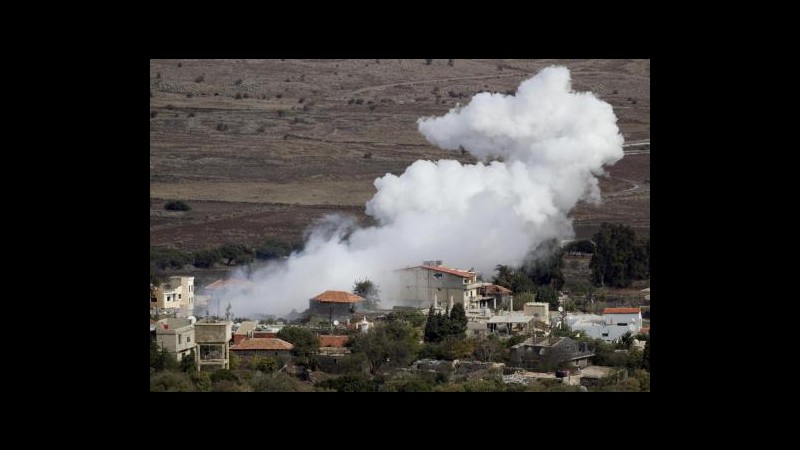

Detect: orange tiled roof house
[309,291,365,324]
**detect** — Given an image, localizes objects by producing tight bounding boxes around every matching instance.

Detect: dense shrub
[164,200,191,211]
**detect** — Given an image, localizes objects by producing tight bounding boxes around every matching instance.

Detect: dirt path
[349,73,527,96]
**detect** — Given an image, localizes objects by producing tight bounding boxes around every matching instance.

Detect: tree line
[589,223,650,288]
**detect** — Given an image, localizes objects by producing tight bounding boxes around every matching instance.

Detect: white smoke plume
[212,66,623,318]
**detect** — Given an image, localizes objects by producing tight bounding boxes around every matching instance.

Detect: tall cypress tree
[423,306,440,343]
[449,303,468,339]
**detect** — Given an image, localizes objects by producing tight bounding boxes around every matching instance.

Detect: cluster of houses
[150,261,648,376]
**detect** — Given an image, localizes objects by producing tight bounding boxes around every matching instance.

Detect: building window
[179,294,182,299]
[178,334,182,344]
[602,333,609,337]
[617,323,627,326]
[187,336,191,343]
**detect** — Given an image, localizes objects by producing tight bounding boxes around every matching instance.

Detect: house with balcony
[195,318,232,371]
[150,276,195,317]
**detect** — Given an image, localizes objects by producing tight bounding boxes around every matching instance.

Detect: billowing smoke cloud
[212,66,623,318]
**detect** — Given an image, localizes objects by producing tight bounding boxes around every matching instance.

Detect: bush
[425,59,432,65]
[255,238,297,260]
[195,75,205,83]
[150,247,193,270]
[150,371,196,392]
[164,200,191,211]
[235,92,242,99]
[216,122,228,132]
[363,152,372,159]
[188,112,196,118]
[150,111,157,118]
[193,248,222,268]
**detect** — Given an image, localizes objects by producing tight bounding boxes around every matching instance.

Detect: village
[150,246,650,392]
[149,59,650,392]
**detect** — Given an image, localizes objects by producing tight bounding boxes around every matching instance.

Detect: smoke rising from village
[216,66,624,318]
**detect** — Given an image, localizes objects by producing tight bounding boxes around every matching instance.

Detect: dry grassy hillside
[150,59,650,251]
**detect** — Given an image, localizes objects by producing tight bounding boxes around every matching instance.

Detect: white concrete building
[566,307,643,343]
[150,276,195,316]
[154,317,196,362]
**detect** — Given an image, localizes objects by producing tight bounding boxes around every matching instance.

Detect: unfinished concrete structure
[396,262,478,309]
[195,318,232,371]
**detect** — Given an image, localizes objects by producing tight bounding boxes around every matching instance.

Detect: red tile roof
[230,338,294,351]
[603,307,641,315]
[319,335,349,348]
[204,278,249,290]
[312,290,365,303]
[483,284,512,294]
[419,265,475,278]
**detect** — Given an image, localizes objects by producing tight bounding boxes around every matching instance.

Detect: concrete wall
[150,276,194,314]
[195,320,232,371]
[573,323,637,343]
[397,268,476,308]
[524,302,549,322]
[155,318,196,362]
[195,320,232,343]
[604,312,642,331]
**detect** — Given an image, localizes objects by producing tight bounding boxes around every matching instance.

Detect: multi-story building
[154,317,196,363]
[150,276,195,316]
[195,318,232,371]
[396,261,478,309]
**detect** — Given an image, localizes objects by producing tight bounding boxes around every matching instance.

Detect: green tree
[209,369,239,383]
[590,223,648,288]
[179,348,197,373]
[349,320,420,374]
[277,326,320,367]
[493,265,535,294]
[523,240,565,291]
[353,278,381,310]
[219,243,253,266]
[534,285,559,310]
[424,306,441,343]
[150,247,192,270]
[255,238,297,260]
[641,337,650,371]
[150,371,196,392]
[387,308,426,327]
[448,303,468,339]
[192,248,222,268]
[616,331,634,350]
[316,374,377,392]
